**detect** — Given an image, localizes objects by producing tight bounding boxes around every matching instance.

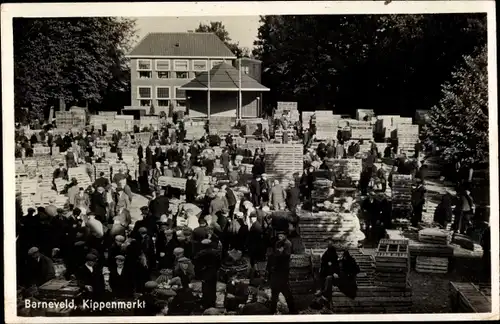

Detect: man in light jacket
[269,179,287,210]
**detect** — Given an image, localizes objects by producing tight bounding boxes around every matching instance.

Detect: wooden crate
[94,163,111,180]
[68,167,91,188]
[415,256,449,274]
[158,176,187,190]
[449,282,492,313]
[418,228,452,245]
[33,146,51,156]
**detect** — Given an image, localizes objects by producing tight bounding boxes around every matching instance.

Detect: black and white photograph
[2,1,498,322]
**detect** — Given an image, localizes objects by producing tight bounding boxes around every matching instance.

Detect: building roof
[128,32,236,58]
[180,63,270,92]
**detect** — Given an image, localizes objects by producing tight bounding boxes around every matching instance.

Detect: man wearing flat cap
[148,188,170,221]
[240,290,272,315]
[193,239,221,310]
[167,276,199,315]
[76,253,105,300]
[156,228,179,270]
[25,247,56,287]
[268,231,297,314]
[135,281,164,316]
[107,235,126,265]
[109,255,135,298]
[174,257,195,289]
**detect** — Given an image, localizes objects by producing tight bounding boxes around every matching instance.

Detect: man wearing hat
[76,253,105,300]
[193,239,221,310]
[361,191,380,234]
[185,173,198,204]
[250,174,262,207]
[174,256,195,288]
[177,231,193,259]
[53,162,68,180]
[241,290,272,315]
[93,172,110,191]
[411,178,426,227]
[136,227,156,271]
[192,218,210,255]
[268,231,297,314]
[209,190,229,218]
[167,276,199,315]
[135,281,164,316]
[25,247,56,287]
[109,255,135,298]
[156,228,178,270]
[149,188,170,221]
[90,186,107,225]
[112,167,127,185]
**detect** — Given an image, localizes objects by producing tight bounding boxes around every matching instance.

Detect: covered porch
[180,63,270,119]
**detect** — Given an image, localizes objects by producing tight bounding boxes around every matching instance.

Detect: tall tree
[195,21,244,57]
[253,14,486,116]
[14,17,136,122]
[424,46,488,164]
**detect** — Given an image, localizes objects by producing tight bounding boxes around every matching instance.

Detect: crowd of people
[15,117,491,315]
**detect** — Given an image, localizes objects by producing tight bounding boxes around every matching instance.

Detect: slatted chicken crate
[391,174,413,218]
[264,144,303,178]
[158,176,187,190]
[415,256,449,274]
[68,167,92,189]
[374,239,410,288]
[330,285,413,314]
[418,228,452,245]
[449,282,492,313]
[299,212,363,249]
[209,117,236,135]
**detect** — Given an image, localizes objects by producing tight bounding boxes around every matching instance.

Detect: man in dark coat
[93,172,110,190]
[53,163,68,180]
[225,183,237,220]
[148,189,170,221]
[25,247,56,287]
[193,239,221,310]
[286,185,301,212]
[167,277,199,315]
[137,227,157,272]
[268,232,297,314]
[135,281,164,316]
[362,191,381,238]
[138,158,150,195]
[411,179,426,227]
[185,173,197,204]
[316,239,340,301]
[250,175,262,207]
[241,291,272,315]
[90,187,108,225]
[77,253,105,300]
[109,255,136,298]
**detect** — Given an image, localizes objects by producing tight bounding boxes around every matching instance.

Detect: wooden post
[207,62,211,120]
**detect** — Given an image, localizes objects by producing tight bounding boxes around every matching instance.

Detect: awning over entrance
[180,63,270,92]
